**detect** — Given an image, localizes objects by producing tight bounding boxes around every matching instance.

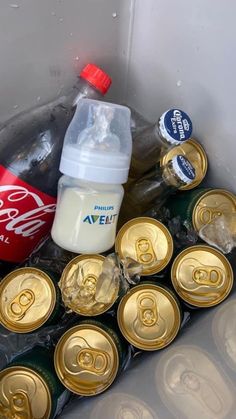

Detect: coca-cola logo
[0,185,56,237]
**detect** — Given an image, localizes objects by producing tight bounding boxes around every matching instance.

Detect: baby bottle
[51,99,132,254]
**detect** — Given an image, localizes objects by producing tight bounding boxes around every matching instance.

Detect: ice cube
[95,254,120,304]
[199,214,236,254]
[59,263,95,311]
[122,257,143,285]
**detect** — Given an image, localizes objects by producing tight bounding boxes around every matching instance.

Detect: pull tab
[77,348,110,375]
[82,274,97,296]
[135,237,156,265]
[137,292,158,327]
[8,290,35,321]
[198,207,223,224]
[9,391,32,418]
[192,267,223,287]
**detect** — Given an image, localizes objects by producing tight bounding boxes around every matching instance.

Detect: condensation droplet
[70,32,73,36]
[13,105,19,109]
[75,56,80,61]
[176,80,182,87]
[51,11,56,16]
[59,17,63,23]
[36,96,41,102]
[10,4,19,8]
[112,12,117,18]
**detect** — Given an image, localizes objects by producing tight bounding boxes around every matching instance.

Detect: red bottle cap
[80,63,112,95]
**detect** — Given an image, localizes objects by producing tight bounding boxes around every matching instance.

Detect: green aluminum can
[54,316,127,396]
[117,282,182,351]
[167,188,236,232]
[78,317,128,369]
[0,346,69,419]
[0,267,64,333]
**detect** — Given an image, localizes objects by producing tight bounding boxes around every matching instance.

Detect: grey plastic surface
[125,0,236,192]
[0,1,235,418]
[0,0,132,122]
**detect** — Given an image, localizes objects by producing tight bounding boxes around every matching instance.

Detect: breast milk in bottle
[51,99,132,254]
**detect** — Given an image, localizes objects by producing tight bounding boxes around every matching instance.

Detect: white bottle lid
[60,99,132,184]
[159,109,193,145]
[172,155,196,185]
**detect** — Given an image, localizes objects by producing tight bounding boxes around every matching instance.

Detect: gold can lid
[0,366,52,418]
[117,283,181,351]
[171,245,233,307]
[115,217,173,275]
[54,324,119,396]
[192,189,236,232]
[160,138,208,190]
[0,267,56,333]
[60,254,119,316]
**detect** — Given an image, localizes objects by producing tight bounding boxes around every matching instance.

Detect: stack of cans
[0,183,235,415]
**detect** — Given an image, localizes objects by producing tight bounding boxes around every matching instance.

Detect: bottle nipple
[77,105,120,152]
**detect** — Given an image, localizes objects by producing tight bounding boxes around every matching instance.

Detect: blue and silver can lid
[159,109,193,145]
[171,155,196,184]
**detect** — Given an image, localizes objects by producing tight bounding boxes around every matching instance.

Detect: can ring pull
[9,289,35,320]
[137,292,158,327]
[192,267,223,287]
[135,237,156,265]
[198,207,223,224]
[77,348,110,375]
[82,274,97,296]
[10,391,32,418]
